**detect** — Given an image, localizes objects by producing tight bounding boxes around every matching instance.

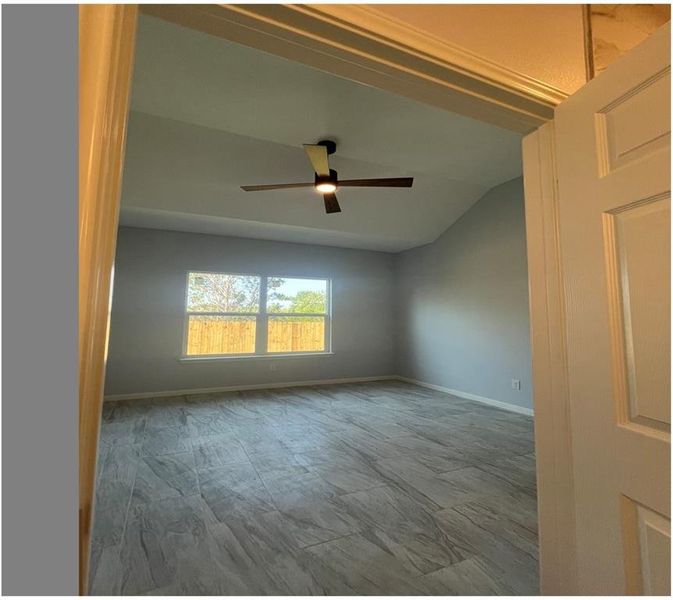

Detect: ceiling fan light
[316,182,337,194]
[314,168,338,194]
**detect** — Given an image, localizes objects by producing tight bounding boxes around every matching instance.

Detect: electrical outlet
[511,378,521,391]
[269,363,278,372]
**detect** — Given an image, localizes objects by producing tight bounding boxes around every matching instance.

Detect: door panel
[554,23,670,594]
[595,69,670,175]
[622,497,671,595]
[605,193,670,433]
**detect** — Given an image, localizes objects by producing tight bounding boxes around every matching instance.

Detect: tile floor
[89,380,538,595]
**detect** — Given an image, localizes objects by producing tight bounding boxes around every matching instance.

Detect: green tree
[288,290,326,313]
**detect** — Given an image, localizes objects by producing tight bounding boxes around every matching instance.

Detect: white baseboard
[104,375,398,402]
[105,374,533,417]
[395,376,534,416]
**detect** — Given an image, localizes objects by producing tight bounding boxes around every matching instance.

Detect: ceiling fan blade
[240,182,314,191]
[323,193,341,214]
[338,177,414,188]
[303,144,330,176]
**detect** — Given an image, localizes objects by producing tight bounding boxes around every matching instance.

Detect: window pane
[267,316,325,353]
[267,277,328,313]
[187,272,260,313]
[186,315,256,355]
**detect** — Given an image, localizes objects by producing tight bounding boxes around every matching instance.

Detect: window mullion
[256,277,268,354]
[326,278,332,352]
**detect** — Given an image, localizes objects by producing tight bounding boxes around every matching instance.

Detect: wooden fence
[267,319,324,353]
[187,317,324,355]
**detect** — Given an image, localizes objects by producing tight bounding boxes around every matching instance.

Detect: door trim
[140,3,567,133]
[79,4,137,593]
[522,122,578,594]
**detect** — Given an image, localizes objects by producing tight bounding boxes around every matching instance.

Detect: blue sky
[274,277,327,297]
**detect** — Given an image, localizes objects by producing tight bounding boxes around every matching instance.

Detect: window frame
[181,270,332,360]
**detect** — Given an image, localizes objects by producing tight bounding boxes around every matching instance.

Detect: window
[266,277,329,354]
[185,272,260,356]
[184,272,330,358]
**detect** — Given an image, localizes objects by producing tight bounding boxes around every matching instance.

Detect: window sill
[179,352,334,363]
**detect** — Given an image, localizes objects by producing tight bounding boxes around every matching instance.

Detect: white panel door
[554,23,670,594]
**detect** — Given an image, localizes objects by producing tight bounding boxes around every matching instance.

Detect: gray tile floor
[89,381,538,595]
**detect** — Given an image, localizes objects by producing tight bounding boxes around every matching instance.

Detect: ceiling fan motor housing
[317,139,337,155]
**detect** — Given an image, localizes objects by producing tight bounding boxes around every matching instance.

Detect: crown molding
[297,3,569,107]
[141,3,565,133]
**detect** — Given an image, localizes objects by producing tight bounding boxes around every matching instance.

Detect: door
[554,23,670,594]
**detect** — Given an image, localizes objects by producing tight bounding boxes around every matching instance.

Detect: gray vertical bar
[257,275,269,354]
[2,4,79,595]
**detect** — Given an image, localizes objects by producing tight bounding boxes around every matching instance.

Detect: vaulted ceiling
[120,16,523,252]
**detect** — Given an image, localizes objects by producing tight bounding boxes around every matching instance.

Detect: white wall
[395,178,533,410]
[104,228,396,396]
[372,4,588,95]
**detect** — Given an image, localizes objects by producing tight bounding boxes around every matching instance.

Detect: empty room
[79,4,671,597]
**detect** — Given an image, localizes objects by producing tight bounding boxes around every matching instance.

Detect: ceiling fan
[240,140,413,214]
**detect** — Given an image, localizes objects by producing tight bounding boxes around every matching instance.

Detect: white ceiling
[121,15,523,252]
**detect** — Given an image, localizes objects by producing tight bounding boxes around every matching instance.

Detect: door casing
[522,122,578,594]
[79,4,137,594]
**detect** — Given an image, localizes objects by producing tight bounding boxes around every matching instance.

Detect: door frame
[79,4,138,594]
[79,3,581,594]
[522,123,578,594]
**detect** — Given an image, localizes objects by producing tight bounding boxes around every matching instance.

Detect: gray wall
[106,178,532,410]
[104,227,396,395]
[395,177,532,410]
